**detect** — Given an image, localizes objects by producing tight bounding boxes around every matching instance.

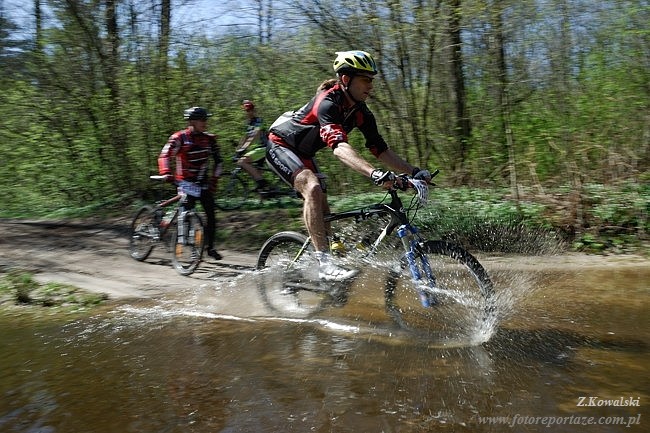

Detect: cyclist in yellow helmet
[266,50,431,281]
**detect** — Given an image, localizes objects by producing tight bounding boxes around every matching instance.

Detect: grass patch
[0,271,108,310]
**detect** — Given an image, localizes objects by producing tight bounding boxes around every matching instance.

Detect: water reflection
[1,264,648,432]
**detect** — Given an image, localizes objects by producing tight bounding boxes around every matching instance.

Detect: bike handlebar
[392,168,439,189]
[387,169,439,206]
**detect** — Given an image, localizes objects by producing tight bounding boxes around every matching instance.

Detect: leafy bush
[328,188,561,254]
[414,188,561,254]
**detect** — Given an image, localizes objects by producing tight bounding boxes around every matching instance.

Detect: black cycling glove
[413,169,431,180]
[371,169,395,186]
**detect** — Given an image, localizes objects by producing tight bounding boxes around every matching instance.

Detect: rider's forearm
[377,149,417,175]
[332,142,375,177]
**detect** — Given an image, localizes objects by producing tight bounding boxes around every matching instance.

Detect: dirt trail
[0,218,647,301]
[0,218,258,300]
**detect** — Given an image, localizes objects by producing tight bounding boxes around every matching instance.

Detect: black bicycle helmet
[183,106,212,120]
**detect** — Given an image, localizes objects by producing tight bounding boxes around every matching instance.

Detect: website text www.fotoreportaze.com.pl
[475,396,642,428]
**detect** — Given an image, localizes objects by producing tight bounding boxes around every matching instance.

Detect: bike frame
[272,185,434,307]
[155,194,182,237]
[129,176,206,276]
[256,170,495,325]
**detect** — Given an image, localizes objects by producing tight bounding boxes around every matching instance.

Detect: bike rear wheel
[170,211,205,276]
[129,205,158,261]
[256,231,329,318]
[385,240,495,338]
[215,173,249,211]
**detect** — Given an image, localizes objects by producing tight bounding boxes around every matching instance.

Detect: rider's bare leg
[294,169,358,281]
[237,156,264,182]
[294,169,328,252]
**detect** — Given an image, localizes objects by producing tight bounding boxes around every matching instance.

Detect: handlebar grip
[150,175,175,183]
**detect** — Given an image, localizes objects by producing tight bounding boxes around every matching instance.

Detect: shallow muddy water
[1,262,648,432]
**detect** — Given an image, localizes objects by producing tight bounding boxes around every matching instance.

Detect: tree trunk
[160,0,172,127]
[105,0,131,188]
[449,0,471,182]
[491,1,519,203]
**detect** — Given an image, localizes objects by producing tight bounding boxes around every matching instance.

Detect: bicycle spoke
[256,232,328,318]
[129,206,157,261]
[385,240,494,340]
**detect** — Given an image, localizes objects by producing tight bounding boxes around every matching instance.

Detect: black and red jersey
[158,128,222,184]
[269,83,388,158]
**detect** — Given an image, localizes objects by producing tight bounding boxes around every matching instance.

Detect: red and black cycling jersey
[158,128,222,184]
[269,83,388,158]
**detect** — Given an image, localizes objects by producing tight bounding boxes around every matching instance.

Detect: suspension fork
[397,225,437,306]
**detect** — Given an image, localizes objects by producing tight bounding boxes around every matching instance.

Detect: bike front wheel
[129,205,158,261]
[170,211,205,276]
[215,173,249,211]
[256,231,329,318]
[385,240,495,338]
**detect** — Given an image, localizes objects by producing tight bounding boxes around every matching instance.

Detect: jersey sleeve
[357,105,389,157]
[317,98,348,149]
[158,132,181,175]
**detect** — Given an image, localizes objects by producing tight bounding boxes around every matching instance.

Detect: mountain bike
[214,153,299,211]
[255,170,495,332]
[128,176,205,276]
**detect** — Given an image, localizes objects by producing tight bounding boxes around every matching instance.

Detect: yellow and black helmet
[333,50,378,76]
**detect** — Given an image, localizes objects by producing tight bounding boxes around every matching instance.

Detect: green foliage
[327,188,560,254]
[0,272,39,304]
[329,184,648,254]
[581,182,649,236]
[0,1,647,235]
[413,188,560,254]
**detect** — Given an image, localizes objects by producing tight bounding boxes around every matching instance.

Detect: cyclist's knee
[295,170,322,197]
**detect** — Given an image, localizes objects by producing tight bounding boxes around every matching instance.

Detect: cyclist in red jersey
[266,51,431,281]
[158,107,223,261]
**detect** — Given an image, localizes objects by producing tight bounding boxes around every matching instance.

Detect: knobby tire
[256,231,330,318]
[129,205,157,261]
[385,240,495,336]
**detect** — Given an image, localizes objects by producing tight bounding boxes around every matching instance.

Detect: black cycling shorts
[266,143,326,193]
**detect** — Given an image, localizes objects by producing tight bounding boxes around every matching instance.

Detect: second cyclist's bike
[215,153,298,211]
[128,176,205,276]
[255,170,495,333]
